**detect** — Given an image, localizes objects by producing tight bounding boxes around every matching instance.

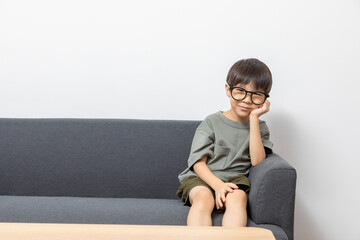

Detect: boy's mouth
[238,105,252,111]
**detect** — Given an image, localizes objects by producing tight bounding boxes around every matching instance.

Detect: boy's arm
[193,156,238,209]
[249,100,270,166]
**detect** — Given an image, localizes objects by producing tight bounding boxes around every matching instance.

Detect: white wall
[1,1,359,239]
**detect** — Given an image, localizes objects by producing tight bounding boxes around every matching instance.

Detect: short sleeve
[187,127,215,171]
[260,122,274,155]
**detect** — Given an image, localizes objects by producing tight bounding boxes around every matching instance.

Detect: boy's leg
[187,186,215,226]
[222,189,247,227]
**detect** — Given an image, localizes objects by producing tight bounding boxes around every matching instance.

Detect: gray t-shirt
[178,111,273,183]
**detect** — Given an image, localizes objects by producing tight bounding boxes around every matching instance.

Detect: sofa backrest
[0,118,200,199]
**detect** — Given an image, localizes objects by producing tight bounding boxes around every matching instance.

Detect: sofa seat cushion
[0,196,288,239]
[0,196,189,225]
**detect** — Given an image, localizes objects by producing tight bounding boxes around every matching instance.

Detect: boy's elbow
[251,156,266,167]
[251,150,266,167]
[251,161,260,167]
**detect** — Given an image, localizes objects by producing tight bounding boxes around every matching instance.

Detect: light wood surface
[0,223,275,240]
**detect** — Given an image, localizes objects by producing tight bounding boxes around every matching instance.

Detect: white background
[1,1,359,239]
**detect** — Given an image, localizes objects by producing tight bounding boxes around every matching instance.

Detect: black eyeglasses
[228,85,269,105]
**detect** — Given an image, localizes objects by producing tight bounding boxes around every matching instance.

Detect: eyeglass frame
[227,85,270,105]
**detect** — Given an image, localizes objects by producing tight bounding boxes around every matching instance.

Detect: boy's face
[225,83,264,122]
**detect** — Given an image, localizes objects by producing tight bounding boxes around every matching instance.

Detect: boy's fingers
[224,184,238,192]
[216,194,221,209]
[229,183,239,189]
[224,187,232,193]
[221,192,226,203]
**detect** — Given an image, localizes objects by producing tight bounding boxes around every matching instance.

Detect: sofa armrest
[248,154,297,240]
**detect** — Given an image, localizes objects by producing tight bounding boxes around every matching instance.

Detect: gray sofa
[0,118,296,240]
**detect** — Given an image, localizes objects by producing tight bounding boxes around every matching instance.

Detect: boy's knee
[190,187,215,209]
[225,189,247,206]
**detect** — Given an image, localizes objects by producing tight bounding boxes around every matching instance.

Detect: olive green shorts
[176,175,250,206]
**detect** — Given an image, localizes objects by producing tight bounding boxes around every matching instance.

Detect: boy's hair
[226,58,272,94]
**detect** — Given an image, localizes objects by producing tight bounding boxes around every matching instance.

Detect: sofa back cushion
[0,118,200,199]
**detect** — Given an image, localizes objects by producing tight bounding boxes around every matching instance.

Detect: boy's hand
[250,100,270,118]
[215,183,239,210]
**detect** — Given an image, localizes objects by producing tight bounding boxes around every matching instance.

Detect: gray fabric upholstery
[0,195,288,240]
[0,196,188,225]
[248,154,297,240]
[0,118,296,240]
[0,119,196,199]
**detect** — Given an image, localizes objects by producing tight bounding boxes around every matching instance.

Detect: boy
[176,58,273,227]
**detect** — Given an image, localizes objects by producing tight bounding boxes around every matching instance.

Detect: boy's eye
[234,88,245,93]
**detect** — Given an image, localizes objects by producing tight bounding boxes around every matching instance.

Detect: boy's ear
[225,84,231,97]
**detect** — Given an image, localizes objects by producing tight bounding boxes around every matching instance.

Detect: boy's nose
[242,94,252,104]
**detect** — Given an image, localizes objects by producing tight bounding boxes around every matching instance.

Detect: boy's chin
[234,108,251,116]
